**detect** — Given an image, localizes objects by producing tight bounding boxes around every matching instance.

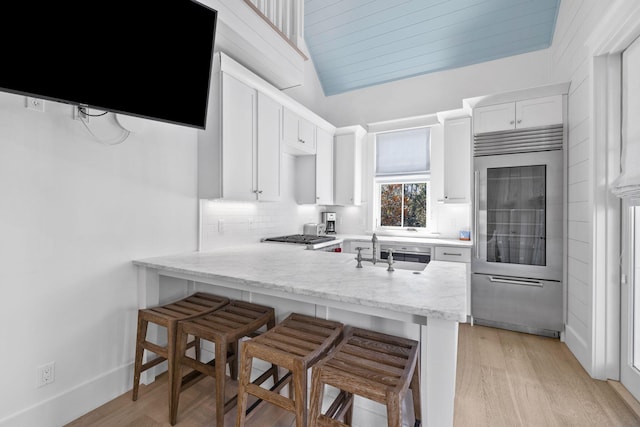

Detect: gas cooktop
[264,234,336,245]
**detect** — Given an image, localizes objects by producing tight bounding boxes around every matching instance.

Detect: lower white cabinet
[434,246,471,263]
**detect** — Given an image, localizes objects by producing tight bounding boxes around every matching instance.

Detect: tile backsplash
[199,199,322,250]
[199,154,323,251]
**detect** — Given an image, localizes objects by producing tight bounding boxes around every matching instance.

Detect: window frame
[375,174,431,232]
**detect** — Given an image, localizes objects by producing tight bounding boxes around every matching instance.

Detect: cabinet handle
[298,138,305,143]
[509,120,515,125]
[448,197,466,201]
[517,119,522,124]
[258,190,263,194]
[443,252,461,256]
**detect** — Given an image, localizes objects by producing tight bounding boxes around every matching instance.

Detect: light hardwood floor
[66,324,640,427]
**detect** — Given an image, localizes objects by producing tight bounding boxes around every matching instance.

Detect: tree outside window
[380,182,427,228]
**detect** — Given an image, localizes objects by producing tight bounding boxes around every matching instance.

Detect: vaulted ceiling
[304,0,561,96]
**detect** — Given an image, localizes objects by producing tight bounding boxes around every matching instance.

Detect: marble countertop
[133,243,467,322]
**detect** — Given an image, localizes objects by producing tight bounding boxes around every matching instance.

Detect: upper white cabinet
[199,52,334,201]
[283,107,316,155]
[473,95,563,134]
[443,117,471,203]
[256,92,282,201]
[294,127,334,205]
[334,126,366,206]
[200,72,280,201]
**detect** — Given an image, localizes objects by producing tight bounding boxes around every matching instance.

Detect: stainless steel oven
[471,125,564,337]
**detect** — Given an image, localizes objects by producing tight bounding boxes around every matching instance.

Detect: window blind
[612,33,640,204]
[375,127,430,177]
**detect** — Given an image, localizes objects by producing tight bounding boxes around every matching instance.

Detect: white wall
[0,94,199,426]
[549,0,617,377]
[200,154,323,250]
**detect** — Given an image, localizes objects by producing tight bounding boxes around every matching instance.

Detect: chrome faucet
[354,233,381,268]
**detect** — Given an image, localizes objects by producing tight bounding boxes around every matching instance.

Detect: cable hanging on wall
[77,106,131,145]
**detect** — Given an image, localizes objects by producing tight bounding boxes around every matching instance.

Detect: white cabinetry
[315,127,334,204]
[334,126,366,206]
[443,117,471,203]
[283,107,316,155]
[199,52,334,201]
[473,95,563,134]
[434,246,471,262]
[294,127,334,205]
[256,92,281,201]
[198,72,280,201]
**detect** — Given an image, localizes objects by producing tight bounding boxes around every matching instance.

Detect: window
[375,127,430,230]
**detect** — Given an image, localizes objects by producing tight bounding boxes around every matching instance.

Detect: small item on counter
[459,228,471,241]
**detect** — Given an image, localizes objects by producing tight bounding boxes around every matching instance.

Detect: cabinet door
[221,73,256,201]
[334,133,362,206]
[298,117,316,152]
[443,117,471,203]
[473,102,515,134]
[257,92,281,201]
[315,127,333,205]
[282,107,316,155]
[515,95,563,128]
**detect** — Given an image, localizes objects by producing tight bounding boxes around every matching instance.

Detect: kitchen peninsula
[133,243,467,426]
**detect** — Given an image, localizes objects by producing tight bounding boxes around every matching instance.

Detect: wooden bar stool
[308,327,421,427]
[170,299,276,426]
[132,292,229,403]
[236,313,344,427]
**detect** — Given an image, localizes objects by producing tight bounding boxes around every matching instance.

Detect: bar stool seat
[170,299,276,426]
[236,313,344,427]
[132,292,230,402]
[308,327,421,427]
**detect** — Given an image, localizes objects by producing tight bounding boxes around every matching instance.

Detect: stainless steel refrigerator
[472,126,564,337]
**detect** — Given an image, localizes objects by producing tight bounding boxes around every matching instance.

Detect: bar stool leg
[132,316,148,401]
[386,393,402,427]
[410,361,421,427]
[236,342,253,427]
[215,338,228,427]
[292,359,307,427]
[170,325,189,426]
[308,368,324,427]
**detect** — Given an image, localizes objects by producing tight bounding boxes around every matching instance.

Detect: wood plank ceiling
[304,0,561,96]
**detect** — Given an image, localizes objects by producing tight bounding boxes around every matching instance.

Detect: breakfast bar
[133,243,467,426]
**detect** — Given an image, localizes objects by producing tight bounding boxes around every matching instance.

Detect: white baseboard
[0,363,133,427]
[564,323,593,377]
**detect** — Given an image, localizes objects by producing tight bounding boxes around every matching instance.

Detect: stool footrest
[325,390,353,420]
[245,382,295,412]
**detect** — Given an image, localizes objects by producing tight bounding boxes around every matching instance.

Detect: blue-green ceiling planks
[304,0,560,95]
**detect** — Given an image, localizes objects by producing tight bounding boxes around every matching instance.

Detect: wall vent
[473,124,563,156]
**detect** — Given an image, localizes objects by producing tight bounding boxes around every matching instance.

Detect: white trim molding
[584,0,640,381]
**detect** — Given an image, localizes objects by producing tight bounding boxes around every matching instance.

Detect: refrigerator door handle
[474,170,480,259]
[489,276,544,287]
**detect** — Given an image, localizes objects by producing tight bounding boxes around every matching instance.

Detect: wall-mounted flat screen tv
[0,0,217,129]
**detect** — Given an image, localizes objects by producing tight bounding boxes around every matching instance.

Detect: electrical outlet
[74,106,89,122]
[37,362,55,387]
[26,97,45,112]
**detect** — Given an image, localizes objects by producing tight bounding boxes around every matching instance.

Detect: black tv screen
[0,1,217,129]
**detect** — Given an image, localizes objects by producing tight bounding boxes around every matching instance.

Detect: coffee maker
[322,212,337,234]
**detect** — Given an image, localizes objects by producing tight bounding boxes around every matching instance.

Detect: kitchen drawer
[434,246,471,262]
